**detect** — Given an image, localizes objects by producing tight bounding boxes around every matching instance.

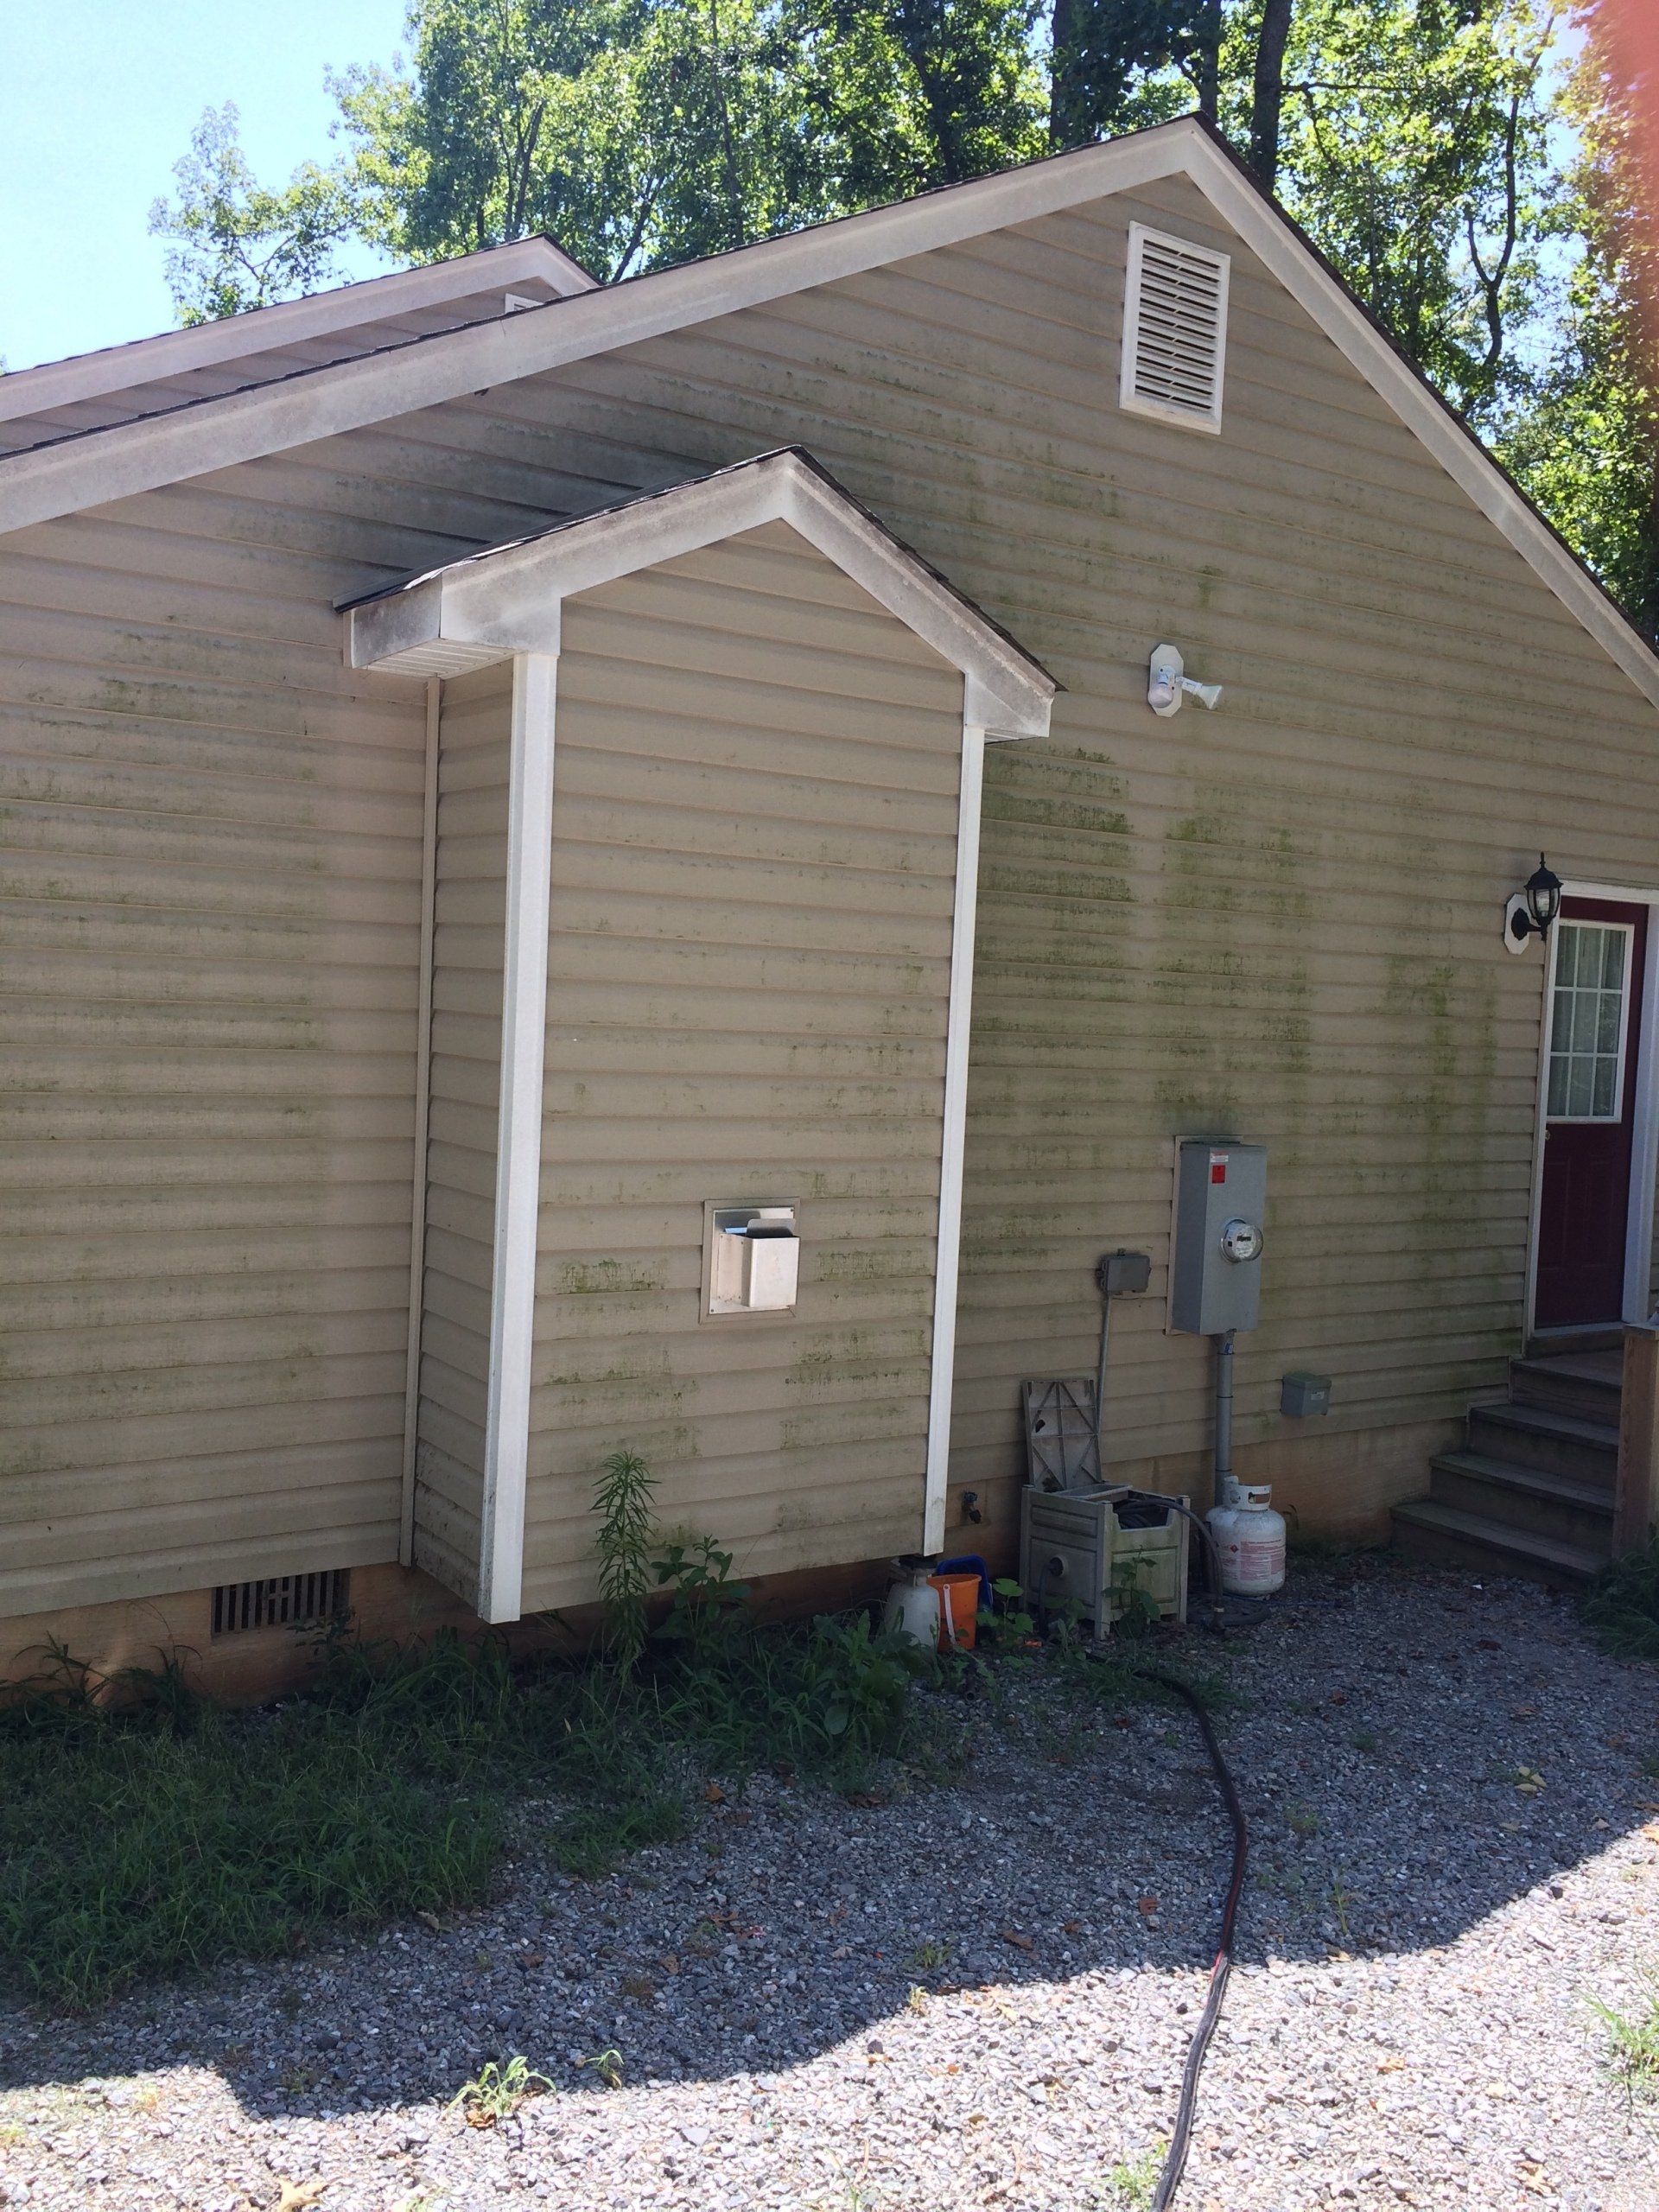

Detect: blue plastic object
[934,1553,994,1613]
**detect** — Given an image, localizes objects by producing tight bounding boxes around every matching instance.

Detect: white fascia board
[0,235,595,429]
[349,449,1057,738]
[1185,151,1659,715]
[8,120,1656,718]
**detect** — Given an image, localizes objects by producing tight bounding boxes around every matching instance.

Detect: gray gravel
[3,1554,1659,2211]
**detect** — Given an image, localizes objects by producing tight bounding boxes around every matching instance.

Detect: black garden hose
[1029,1535,1252,2209]
[1117,1657,1249,2212]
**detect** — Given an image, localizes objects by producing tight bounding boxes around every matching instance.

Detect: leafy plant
[1109,1553,1160,1641]
[976,1578,1037,1655]
[1106,2143,1164,2210]
[1582,1540,1659,1662]
[578,2045,624,2088]
[449,2055,553,2125]
[1592,1980,1659,2095]
[594,1449,658,1669]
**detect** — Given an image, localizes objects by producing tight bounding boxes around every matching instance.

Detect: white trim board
[348,448,1058,740]
[5,117,1656,716]
[0,236,595,431]
[924,717,986,1552]
[477,650,559,1625]
[1523,878,1659,1336]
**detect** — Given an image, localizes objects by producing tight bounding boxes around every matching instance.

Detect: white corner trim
[0,236,595,430]
[477,649,560,1624]
[400,677,442,1567]
[924,715,986,1553]
[349,448,1057,739]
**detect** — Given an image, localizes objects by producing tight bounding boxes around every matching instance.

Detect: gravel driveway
[3,1554,1658,2212]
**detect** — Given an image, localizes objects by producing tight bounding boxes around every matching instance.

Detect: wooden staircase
[1392,1344,1622,1586]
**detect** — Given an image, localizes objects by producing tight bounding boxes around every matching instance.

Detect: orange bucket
[930,1571,981,1652]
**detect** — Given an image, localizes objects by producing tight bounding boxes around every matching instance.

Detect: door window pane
[1547,921,1631,1123]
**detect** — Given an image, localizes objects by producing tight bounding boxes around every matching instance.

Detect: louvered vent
[1120,224,1230,432]
[211,1568,351,1637]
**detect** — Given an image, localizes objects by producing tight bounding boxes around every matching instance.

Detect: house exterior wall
[520,521,965,1607]
[4,158,1659,1642]
[413,662,512,1601]
[0,495,430,1621]
[440,169,1659,1547]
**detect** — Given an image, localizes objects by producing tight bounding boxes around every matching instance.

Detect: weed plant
[1592,1979,1659,2094]
[0,1455,1224,2011]
[1582,1539,1659,1661]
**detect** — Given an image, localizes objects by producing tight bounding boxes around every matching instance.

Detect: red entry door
[1534,896,1648,1331]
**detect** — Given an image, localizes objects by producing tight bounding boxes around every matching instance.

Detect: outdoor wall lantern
[1503,855,1563,953]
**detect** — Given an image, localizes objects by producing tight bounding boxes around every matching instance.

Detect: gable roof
[0,234,595,454]
[3,113,1657,713]
[345,445,1058,738]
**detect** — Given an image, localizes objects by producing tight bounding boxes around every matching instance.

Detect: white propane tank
[881,1560,942,1647]
[1207,1484,1287,1597]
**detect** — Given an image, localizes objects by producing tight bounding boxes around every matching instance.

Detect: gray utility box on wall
[1170,1140,1267,1335]
[1020,1486,1190,1630]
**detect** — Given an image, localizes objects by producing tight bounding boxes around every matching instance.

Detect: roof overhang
[0,234,596,431]
[344,447,1058,739]
[6,114,1658,713]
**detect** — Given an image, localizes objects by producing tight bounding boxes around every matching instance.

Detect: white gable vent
[1120,223,1230,434]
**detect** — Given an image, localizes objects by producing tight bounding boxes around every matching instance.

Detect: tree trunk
[1196,0,1221,121]
[1248,0,1294,191]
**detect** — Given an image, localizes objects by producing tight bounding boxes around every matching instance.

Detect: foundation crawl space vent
[210,1569,351,1637]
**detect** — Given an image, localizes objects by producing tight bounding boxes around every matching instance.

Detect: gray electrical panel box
[1170,1140,1267,1334]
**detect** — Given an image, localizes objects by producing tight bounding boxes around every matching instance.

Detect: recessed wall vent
[211,1568,351,1637]
[1120,223,1230,434]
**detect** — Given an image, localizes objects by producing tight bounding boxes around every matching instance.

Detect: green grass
[1592,1979,1659,2093]
[1582,1539,1659,1661]
[1105,2144,1165,2209]
[0,1599,939,2012]
[0,1534,1233,2014]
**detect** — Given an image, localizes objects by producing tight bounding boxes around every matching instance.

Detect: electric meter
[1170,1141,1267,1333]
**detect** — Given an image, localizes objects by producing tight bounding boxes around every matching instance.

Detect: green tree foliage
[1226,0,1562,420]
[1497,9,1659,632]
[334,0,829,279]
[150,0,1659,632]
[147,104,359,325]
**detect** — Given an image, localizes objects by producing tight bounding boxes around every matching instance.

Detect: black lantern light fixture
[1503,854,1563,952]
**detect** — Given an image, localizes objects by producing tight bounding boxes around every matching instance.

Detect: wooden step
[1428,1449,1615,1554]
[1510,1353,1624,1426]
[1391,1499,1605,1587]
[1527,1325,1624,1357]
[1465,1401,1618,1486]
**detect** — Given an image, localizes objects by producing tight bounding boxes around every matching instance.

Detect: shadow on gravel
[2,1555,1656,2122]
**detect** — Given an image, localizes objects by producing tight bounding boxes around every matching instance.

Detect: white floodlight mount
[1148,642,1223,716]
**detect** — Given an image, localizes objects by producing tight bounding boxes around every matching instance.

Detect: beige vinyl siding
[4,151,1657,1630]
[519,522,964,1607]
[346,170,1659,1541]
[413,664,512,1603]
[0,506,428,1619]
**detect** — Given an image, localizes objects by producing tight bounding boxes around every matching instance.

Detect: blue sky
[0,0,409,371]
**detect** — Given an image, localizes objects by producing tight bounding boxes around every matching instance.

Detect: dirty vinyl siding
[0,502,426,1619]
[413,664,512,1604]
[520,524,963,1606]
[363,171,1659,1538]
